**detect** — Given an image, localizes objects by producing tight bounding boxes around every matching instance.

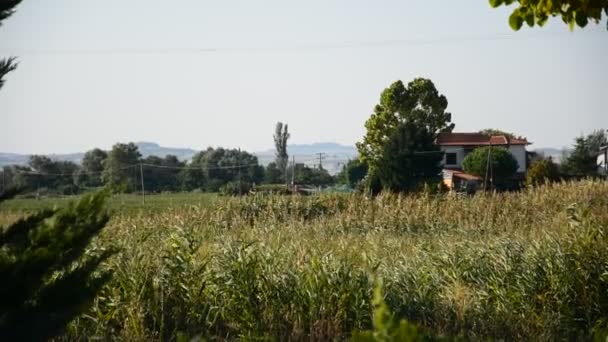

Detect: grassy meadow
[1,181,607,340]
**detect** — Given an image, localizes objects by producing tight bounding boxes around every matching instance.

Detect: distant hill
[134,142,197,160]
[0,142,197,167]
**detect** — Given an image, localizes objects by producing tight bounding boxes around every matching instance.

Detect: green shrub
[219,181,252,196]
[0,190,114,340]
[462,147,519,190]
[526,158,561,186]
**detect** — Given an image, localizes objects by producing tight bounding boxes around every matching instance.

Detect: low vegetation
[2,180,605,340]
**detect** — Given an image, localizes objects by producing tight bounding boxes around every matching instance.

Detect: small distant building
[598,145,608,175]
[435,132,531,191]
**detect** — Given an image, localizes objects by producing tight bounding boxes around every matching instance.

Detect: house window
[446,153,457,165]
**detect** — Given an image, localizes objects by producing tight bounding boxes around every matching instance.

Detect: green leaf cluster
[370,121,444,193]
[462,147,519,188]
[561,133,604,178]
[352,281,447,341]
[357,79,454,166]
[489,0,608,31]
[0,190,114,340]
[337,159,369,188]
[357,79,452,193]
[526,158,561,186]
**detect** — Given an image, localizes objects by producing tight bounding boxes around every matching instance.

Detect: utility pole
[291,155,295,191]
[316,152,326,170]
[140,163,145,205]
[489,149,494,191]
[483,143,493,192]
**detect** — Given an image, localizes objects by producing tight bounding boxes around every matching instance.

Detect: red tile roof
[436,132,529,146]
[443,169,482,181]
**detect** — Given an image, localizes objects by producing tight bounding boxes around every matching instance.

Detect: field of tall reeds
[5,181,607,340]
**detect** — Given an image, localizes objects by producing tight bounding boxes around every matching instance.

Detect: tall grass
[18,180,608,340]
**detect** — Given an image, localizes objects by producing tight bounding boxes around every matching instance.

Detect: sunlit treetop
[489,0,608,31]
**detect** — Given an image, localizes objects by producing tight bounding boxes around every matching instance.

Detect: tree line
[0,140,336,196]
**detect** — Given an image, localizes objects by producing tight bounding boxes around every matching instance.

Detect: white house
[435,132,530,191]
[598,145,608,175]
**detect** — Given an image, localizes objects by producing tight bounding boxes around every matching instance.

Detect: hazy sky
[0,0,606,154]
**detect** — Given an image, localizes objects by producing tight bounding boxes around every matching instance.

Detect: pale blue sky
[0,0,606,154]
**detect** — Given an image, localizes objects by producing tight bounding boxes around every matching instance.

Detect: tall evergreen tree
[273,122,290,183]
[562,136,599,178]
[0,1,22,90]
[0,190,114,340]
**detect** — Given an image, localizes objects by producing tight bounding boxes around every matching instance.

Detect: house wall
[599,151,607,175]
[440,145,528,173]
[508,145,527,173]
[440,146,465,168]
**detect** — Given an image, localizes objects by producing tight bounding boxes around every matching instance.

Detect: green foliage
[29,155,79,191]
[75,148,108,188]
[1,156,80,195]
[274,122,290,183]
[263,162,283,184]
[526,158,561,186]
[562,131,605,178]
[585,129,607,154]
[184,147,264,192]
[102,142,142,192]
[338,159,369,188]
[372,121,443,193]
[1,165,35,193]
[357,78,454,165]
[352,282,433,341]
[462,146,519,189]
[489,0,608,31]
[357,78,452,193]
[290,163,335,186]
[478,128,520,139]
[220,181,252,196]
[141,155,185,192]
[0,190,114,340]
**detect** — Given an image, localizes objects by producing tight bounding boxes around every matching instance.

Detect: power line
[140,162,260,170]
[6,161,263,177]
[0,31,573,56]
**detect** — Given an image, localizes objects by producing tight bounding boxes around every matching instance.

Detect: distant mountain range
[0,142,358,175]
[0,142,567,175]
[0,142,198,167]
